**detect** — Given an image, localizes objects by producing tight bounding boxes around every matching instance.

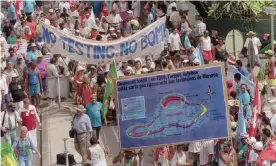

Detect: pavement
[40,101,154,166]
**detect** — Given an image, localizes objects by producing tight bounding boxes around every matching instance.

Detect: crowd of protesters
[1,0,276,166]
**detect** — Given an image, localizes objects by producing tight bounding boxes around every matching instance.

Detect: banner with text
[115,64,229,149]
[41,17,166,64]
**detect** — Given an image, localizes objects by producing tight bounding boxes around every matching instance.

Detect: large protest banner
[41,17,166,64]
[115,63,229,149]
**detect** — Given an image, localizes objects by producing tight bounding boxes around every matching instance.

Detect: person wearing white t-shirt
[168,29,183,53]
[199,140,214,166]
[200,31,213,64]
[0,79,4,107]
[188,142,201,166]
[169,7,180,28]
[107,9,122,29]
[167,2,177,16]
[132,0,141,19]
[244,31,262,66]
[271,105,276,135]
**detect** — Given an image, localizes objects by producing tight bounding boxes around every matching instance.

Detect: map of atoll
[125,93,208,139]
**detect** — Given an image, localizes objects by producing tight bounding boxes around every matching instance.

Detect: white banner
[41,17,166,64]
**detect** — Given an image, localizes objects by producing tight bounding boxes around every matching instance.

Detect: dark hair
[234,73,241,81]
[236,60,242,67]
[89,136,99,145]
[262,128,271,137]
[8,47,14,52]
[96,35,102,41]
[172,6,177,11]
[96,74,106,86]
[135,60,141,65]
[198,17,203,21]
[230,91,237,99]
[262,116,272,128]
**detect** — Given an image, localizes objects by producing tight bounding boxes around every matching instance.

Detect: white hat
[109,27,115,31]
[182,59,189,63]
[11,73,18,78]
[49,9,54,13]
[193,59,200,64]
[142,68,149,73]
[246,137,256,146]
[253,142,263,151]
[31,43,36,47]
[77,66,85,72]
[272,105,276,110]
[127,10,133,14]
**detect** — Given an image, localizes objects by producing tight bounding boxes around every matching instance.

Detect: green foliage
[206,1,276,20]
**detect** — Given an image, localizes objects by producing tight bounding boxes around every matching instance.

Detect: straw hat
[75,105,85,112]
[228,100,240,107]
[231,122,237,129]
[246,31,256,36]
[265,49,274,56]
[227,55,236,65]
[37,53,43,58]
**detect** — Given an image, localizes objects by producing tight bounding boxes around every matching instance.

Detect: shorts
[28,83,40,97]
[203,50,213,63]
[42,78,47,91]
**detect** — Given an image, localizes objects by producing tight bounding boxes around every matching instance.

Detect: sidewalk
[41,105,82,166]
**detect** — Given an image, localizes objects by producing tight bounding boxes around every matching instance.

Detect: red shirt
[20,108,37,131]
[26,21,37,39]
[78,84,95,106]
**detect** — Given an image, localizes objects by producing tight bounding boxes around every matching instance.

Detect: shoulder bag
[69,114,77,138]
[1,111,7,137]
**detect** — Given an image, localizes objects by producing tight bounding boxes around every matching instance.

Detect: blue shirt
[85,102,103,128]
[72,114,93,133]
[23,0,36,13]
[92,1,104,16]
[12,137,34,161]
[8,5,16,21]
[238,67,249,77]
[147,13,154,25]
[27,50,39,61]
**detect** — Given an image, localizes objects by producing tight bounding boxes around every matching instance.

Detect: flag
[249,81,259,137]
[1,141,18,166]
[191,44,204,65]
[237,100,246,135]
[87,7,96,27]
[102,60,118,117]
[257,137,276,165]
[184,34,191,50]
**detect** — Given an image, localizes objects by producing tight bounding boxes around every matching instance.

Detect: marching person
[25,61,43,108]
[85,94,103,140]
[9,73,27,111]
[1,102,21,145]
[12,126,41,166]
[87,136,107,166]
[72,105,93,165]
[18,98,41,149]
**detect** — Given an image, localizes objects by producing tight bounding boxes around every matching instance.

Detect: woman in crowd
[77,76,94,107]
[75,65,85,105]
[12,126,41,166]
[218,141,236,166]
[95,74,106,103]
[171,144,190,166]
[87,136,107,166]
[25,61,42,108]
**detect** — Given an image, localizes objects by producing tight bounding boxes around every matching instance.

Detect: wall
[205,18,275,39]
